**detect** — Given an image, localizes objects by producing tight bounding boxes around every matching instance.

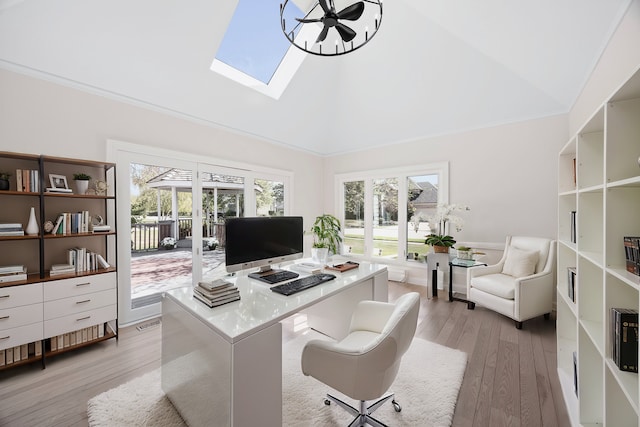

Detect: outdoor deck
[130,247,226,303]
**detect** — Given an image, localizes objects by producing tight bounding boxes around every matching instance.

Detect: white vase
[26,207,39,236]
[311,247,329,264]
[75,179,89,195]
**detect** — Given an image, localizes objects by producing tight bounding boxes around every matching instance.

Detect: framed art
[49,174,69,190]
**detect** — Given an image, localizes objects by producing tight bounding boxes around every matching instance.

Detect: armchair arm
[514,270,554,321]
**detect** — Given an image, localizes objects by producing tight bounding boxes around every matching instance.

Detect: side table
[448,258,487,302]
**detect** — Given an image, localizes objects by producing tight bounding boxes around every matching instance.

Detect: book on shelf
[570,211,577,244]
[0,223,23,229]
[0,230,25,236]
[16,168,39,192]
[45,187,73,193]
[567,267,576,303]
[0,264,25,274]
[91,225,111,232]
[624,237,640,276]
[0,266,27,283]
[611,308,638,373]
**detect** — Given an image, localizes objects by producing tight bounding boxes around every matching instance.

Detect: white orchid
[426,203,470,235]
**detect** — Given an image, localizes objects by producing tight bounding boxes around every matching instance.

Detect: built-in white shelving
[557,67,640,426]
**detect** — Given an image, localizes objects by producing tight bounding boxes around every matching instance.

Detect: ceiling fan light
[280,0,383,57]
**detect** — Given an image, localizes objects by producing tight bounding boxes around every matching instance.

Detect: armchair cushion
[470,273,516,299]
[502,246,538,278]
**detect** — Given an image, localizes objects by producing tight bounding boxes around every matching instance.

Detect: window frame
[335,162,449,264]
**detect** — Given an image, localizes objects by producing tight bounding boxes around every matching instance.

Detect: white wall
[0,68,324,241]
[570,0,640,134]
[324,114,567,246]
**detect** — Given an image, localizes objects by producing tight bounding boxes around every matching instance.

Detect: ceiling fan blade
[296,17,322,23]
[316,25,329,43]
[336,2,364,21]
[335,22,357,42]
[318,0,330,14]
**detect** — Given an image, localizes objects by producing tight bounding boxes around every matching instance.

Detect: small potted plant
[425,234,456,253]
[73,173,91,194]
[0,171,10,191]
[456,245,473,260]
[310,214,342,263]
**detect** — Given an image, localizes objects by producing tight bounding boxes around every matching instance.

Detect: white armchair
[301,292,420,427]
[467,236,556,329]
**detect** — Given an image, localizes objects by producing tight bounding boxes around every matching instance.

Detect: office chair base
[324,392,400,427]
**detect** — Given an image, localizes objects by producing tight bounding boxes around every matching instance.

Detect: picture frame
[49,174,69,190]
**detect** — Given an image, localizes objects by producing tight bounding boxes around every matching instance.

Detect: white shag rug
[87,331,467,427]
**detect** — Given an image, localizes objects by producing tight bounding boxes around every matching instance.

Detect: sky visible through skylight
[216,0,303,84]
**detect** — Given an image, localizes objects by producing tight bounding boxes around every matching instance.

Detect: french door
[111,142,292,325]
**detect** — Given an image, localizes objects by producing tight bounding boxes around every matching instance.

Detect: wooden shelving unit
[557,67,640,426]
[0,152,118,371]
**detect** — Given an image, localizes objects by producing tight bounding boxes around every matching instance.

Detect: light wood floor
[0,282,569,427]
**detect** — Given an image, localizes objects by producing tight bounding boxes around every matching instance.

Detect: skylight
[211,0,307,99]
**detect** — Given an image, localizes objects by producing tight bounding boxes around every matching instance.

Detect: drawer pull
[76,315,91,321]
[75,282,91,287]
[0,295,10,299]
[0,335,9,340]
[0,315,9,320]
[76,299,91,304]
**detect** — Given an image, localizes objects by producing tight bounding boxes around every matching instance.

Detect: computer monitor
[224,216,304,274]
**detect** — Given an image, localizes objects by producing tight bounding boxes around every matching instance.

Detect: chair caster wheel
[392,400,402,412]
[324,399,331,406]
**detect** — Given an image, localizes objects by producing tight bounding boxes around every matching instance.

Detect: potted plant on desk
[310,214,342,264]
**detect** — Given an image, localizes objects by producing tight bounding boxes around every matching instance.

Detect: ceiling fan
[296,0,365,43]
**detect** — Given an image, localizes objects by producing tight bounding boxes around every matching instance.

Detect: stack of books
[49,263,76,276]
[0,223,24,236]
[0,265,27,283]
[193,279,240,308]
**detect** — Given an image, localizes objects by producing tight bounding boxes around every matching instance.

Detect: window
[211,0,307,99]
[338,163,449,263]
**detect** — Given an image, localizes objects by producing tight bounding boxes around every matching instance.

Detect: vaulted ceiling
[0,0,632,155]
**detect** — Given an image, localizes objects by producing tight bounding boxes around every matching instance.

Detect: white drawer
[0,283,43,309]
[44,272,115,301]
[0,303,43,331]
[44,304,116,338]
[0,322,43,351]
[44,289,116,320]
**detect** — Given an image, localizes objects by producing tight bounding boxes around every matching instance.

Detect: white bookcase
[557,67,640,426]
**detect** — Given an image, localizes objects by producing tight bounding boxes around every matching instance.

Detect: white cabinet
[557,67,640,426]
[0,283,43,354]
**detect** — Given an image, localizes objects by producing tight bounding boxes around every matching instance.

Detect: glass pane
[343,180,364,255]
[215,0,302,84]
[129,164,193,309]
[202,171,245,283]
[373,178,398,259]
[407,174,439,261]
[255,179,284,216]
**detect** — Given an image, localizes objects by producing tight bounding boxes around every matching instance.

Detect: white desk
[161,262,388,427]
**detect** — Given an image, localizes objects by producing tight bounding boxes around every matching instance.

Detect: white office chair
[467,236,556,329]
[301,292,420,427]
